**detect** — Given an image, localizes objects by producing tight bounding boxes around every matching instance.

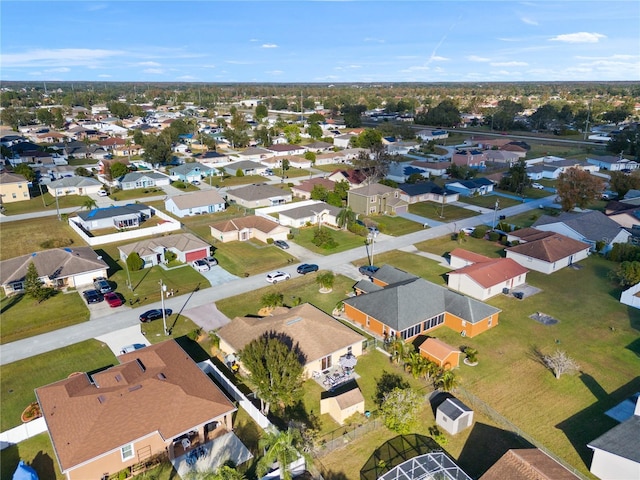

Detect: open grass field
[293,226,369,256]
[106,187,165,202]
[362,215,423,236]
[0,339,117,431]
[274,167,311,179]
[0,216,87,260]
[207,174,266,188]
[212,239,295,277]
[1,191,89,216]
[0,291,89,344]
[459,194,521,209]
[408,202,480,222]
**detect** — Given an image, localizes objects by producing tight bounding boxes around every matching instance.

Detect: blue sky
[1,1,639,82]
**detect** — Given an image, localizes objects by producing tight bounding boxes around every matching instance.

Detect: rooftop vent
[286,316,303,326]
[128,385,142,392]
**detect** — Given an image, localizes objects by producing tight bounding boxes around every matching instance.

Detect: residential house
[315,152,344,166]
[304,141,333,153]
[282,155,313,169]
[98,158,131,176]
[451,149,487,168]
[419,338,462,369]
[416,129,449,142]
[588,396,640,480]
[199,151,229,164]
[169,162,217,182]
[276,202,341,228]
[397,182,459,205]
[291,178,337,200]
[501,143,528,158]
[48,176,104,197]
[336,147,369,163]
[217,303,366,378]
[605,200,640,229]
[222,160,268,177]
[98,137,126,151]
[343,265,501,340]
[505,231,590,274]
[436,397,474,435]
[587,155,639,172]
[36,340,237,480]
[527,160,599,181]
[333,134,356,149]
[75,204,153,231]
[225,184,291,208]
[117,172,170,190]
[407,160,450,178]
[327,169,369,188]
[445,177,494,197]
[118,233,211,267]
[210,215,289,243]
[235,147,274,162]
[266,144,306,157]
[112,144,143,157]
[36,131,68,144]
[480,449,580,480]
[446,248,529,300]
[0,172,31,204]
[532,210,630,253]
[165,190,226,217]
[347,183,408,216]
[0,246,108,295]
[484,150,520,164]
[385,139,419,155]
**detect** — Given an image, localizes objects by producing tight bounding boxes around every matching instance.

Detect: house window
[370,197,376,203]
[369,207,376,214]
[488,317,493,327]
[121,443,134,461]
[400,323,422,340]
[422,313,444,331]
[12,193,16,199]
[321,355,332,370]
[462,320,467,327]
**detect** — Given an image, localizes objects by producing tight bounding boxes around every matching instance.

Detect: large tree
[142,134,172,165]
[498,159,531,193]
[110,162,129,180]
[543,350,580,379]
[240,334,304,414]
[13,163,36,182]
[24,262,53,303]
[352,144,396,184]
[609,170,640,198]
[556,168,604,211]
[415,99,461,127]
[380,387,423,434]
[257,428,309,480]
[341,104,366,128]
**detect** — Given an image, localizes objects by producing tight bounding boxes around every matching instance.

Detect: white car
[97,190,108,197]
[461,227,475,235]
[531,183,545,190]
[191,259,210,272]
[203,256,218,266]
[266,271,291,284]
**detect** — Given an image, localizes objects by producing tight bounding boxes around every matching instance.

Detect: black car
[297,263,319,275]
[358,265,380,276]
[139,309,173,322]
[83,289,104,304]
[274,240,290,249]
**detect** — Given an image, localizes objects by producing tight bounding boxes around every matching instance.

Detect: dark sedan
[358,265,379,276]
[297,263,319,275]
[139,309,173,322]
[83,289,104,304]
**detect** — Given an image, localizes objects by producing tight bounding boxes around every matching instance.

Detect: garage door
[185,249,207,262]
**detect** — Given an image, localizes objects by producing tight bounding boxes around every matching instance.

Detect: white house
[276,202,341,228]
[416,129,449,142]
[505,232,590,274]
[164,189,226,218]
[48,177,104,197]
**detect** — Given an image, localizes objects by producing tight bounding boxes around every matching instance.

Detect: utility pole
[159,280,168,335]
[492,199,500,229]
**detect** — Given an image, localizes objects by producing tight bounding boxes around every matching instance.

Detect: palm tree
[316,271,335,292]
[404,351,428,379]
[82,197,97,210]
[435,369,459,392]
[336,207,355,230]
[257,428,309,480]
[389,338,414,366]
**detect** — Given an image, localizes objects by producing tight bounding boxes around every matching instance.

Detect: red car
[104,292,124,307]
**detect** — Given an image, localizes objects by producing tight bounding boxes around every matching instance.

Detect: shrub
[313,229,337,249]
[471,226,488,239]
[164,250,177,262]
[287,233,294,240]
[40,238,73,249]
[187,328,202,341]
[266,238,274,244]
[236,169,244,177]
[126,252,144,271]
[487,231,501,242]
[595,240,606,252]
[173,181,187,189]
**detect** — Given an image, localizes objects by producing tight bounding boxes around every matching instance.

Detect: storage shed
[320,384,365,425]
[436,397,474,435]
[419,338,461,369]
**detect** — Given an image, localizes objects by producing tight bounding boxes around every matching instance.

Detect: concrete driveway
[95,325,150,356]
[197,265,240,287]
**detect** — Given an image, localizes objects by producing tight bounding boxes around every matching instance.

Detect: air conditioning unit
[461,331,466,337]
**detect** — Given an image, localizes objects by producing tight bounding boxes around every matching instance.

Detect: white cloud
[549,32,606,43]
[490,61,528,67]
[266,70,284,75]
[143,68,165,74]
[363,37,385,43]
[177,75,197,80]
[98,74,112,78]
[430,55,449,62]
[1,48,123,67]
[226,60,253,65]
[137,61,161,67]
[467,55,490,62]
[521,16,538,26]
[261,44,278,48]
[44,67,70,73]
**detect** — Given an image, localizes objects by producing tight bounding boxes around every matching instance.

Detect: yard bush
[266,238,274,244]
[287,233,294,240]
[471,226,488,238]
[236,169,244,177]
[126,252,144,271]
[487,231,501,242]
[348,223,368,237]
[164,250,177,262]
[313,229,337,249]
[173,181,187,189]
[39,238,74,249]
[606,243,640,262]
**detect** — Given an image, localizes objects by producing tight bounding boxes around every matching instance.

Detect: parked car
[266,271,291,284]
[355,219,366,227]
[359,265,379,276]
[120,343,146,354]
[203,256,218,266]
[139,309,172,322]
[264,169,274,176]
[531,183,545,190]
[461,227,475,235]
[191,180,201,185]
[83,289,103,304]
[93,277,112,294]
[97,190,108,197]
[104,292,124,308]
[274,240,290,250]
[191,259,210,272]
[297,263,319,275]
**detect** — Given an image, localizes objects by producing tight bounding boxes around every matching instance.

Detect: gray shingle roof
[438,397,472,420]
[588,415,640,463]
[533,210,623,243]
[119,172,168,183]
[77,204,150,222]
[169,162,211,176]
[226,184,289,201]
[49,177,103,189]
[278,202,341,220]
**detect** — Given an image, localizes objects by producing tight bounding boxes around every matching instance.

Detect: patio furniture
[182,438,191,450]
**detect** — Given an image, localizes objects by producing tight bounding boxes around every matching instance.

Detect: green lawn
[311,163,346,173]
[1,433,65,480]
[207,175,266,188]
[2,192,88,216]
[460,194,521,209]
[1,292,89,344]
[505,207,559,228]
[408,202,480,221]
[293,226,369,256]
[178,204,248,239]
[353,250,451,285]
[108,187,165,201]
[362,215,423,236]
[274,167,311,178]
[0,216,87,260]
[0,339,117,431]
[414,234,507,259]
[212,240,295,277]
[216,272,356,320]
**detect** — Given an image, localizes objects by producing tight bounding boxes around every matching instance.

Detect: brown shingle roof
[418,338,459,362]
[226,184,290,201]
[450,258,529,289]
[335,387,365,409]
[292,178,338,194]
[449,248,492,264]
[480,449,580,480]
[118,233,210,257]
[218,304,365,365]
[209,215,282,234]
[168,189,225,210]
[509,228,556,243]
[0,172,28,184]
[36,340,236,472]
[506,234,589,262]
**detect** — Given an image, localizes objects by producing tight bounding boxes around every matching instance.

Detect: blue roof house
[169,162,216,182]
[445,178,494,197]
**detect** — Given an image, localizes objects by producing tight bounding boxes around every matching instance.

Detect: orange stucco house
[344,265,501,342]
[36,340,236,480]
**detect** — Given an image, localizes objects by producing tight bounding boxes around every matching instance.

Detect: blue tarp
[12,461,39,480]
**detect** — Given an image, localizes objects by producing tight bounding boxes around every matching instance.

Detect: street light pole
[125,255,133,290]
[159,280,168,335]
[492,199,500,229]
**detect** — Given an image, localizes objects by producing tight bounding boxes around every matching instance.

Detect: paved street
[0,194,556,365]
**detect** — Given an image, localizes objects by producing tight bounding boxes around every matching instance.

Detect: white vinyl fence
[0,417,47,450]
